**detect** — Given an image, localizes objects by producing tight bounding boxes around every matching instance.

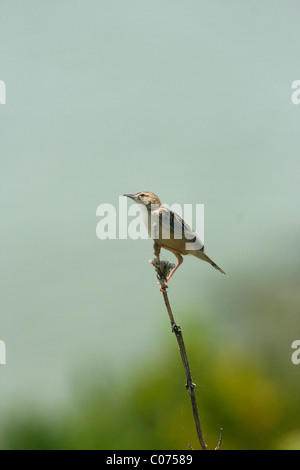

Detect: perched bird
[124,191,226,284]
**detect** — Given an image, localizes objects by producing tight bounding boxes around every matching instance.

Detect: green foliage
[2,268,300,450]
[2,318,300,450]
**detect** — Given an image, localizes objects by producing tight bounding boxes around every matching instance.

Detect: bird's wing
[158,206,204,251]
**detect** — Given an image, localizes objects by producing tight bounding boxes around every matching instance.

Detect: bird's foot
[157,281,168,292]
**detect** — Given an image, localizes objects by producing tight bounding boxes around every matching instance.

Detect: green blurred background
[0,1,299,450]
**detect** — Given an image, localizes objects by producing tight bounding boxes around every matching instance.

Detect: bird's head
[123,191,161,208]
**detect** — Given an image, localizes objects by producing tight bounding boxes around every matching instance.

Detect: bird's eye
[139,193,146,197]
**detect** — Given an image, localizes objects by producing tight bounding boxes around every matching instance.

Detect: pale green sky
[0,1,299,417]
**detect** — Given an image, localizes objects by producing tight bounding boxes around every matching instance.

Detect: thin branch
[215,428,223,450]
[151,251,222,450]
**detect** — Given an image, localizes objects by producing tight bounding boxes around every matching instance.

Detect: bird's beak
[123,194,135,200]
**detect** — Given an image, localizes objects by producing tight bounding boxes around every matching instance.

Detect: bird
[123,191,226,285]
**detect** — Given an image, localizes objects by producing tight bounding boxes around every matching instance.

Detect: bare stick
[151,251,222,450]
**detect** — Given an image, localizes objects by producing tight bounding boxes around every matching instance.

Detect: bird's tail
[194,250,227,276]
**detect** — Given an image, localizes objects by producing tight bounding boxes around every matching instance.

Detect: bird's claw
[157,281,168,292]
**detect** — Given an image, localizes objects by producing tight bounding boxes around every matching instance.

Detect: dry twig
[151,245,222,450]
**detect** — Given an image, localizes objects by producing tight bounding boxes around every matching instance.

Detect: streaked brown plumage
[124,191,226,285]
